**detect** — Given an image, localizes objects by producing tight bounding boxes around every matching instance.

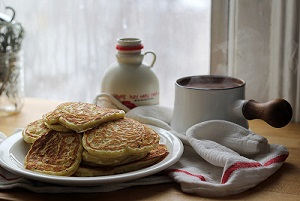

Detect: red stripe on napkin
[222,154,288,184]
[263,154,288,166]
[166,169,206,181]
[221,162,261,184]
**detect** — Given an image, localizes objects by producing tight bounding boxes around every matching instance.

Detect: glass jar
[0,51,24,116]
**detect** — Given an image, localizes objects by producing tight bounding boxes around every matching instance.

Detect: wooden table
[0,98,299,201]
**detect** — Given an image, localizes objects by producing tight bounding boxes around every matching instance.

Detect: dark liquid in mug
[177,76,244,90]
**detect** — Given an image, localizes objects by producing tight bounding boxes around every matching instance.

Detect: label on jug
[113,91,159,109]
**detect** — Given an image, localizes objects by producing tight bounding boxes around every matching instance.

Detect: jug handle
[144,51,156,67]
[242,99,293,128]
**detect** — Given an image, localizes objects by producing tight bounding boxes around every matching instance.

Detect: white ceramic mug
[170,75,293,134]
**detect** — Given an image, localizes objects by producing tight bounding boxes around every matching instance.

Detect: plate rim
[0,125,183,186]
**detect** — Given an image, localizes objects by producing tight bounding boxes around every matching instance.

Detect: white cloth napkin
[125,104,289,197]
[0,95,289,197]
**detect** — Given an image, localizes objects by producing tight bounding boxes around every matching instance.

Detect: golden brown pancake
[43,102,125,133]
[81,150,148,167]
[82,118,160,166]
[24,130,83,176]
[43,121,72,132]
[74,144,168,176]
[22,119,51,144]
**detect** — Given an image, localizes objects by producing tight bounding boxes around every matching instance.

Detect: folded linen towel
[0,95,289,197]
[124,102,289,197]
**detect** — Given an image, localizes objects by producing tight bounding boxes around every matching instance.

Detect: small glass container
[0,7,25,116]
[0,51,24,116]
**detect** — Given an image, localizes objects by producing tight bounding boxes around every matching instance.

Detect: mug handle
[242,99,293,128]
[143,51,156,67]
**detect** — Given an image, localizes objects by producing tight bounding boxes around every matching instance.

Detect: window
[6,0,211,107]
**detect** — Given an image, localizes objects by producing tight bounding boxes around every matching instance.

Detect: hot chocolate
[177,76,244,90]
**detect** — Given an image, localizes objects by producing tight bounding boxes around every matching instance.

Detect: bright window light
[6,0,211,107]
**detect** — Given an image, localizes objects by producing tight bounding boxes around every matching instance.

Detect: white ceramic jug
[101,38,159,109]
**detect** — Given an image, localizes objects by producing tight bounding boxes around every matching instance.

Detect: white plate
[0,125,183,186]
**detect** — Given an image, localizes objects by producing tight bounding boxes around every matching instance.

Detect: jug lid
[116,38,144,52]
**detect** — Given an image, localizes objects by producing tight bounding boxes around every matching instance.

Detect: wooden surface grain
[0,98,299,201]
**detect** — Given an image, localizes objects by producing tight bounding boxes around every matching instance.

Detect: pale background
[2,0,211,107]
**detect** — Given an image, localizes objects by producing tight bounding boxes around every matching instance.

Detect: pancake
[24,130,83,176]
[44,121,72,132]
[74,144,168,176]
[82,118,160,166]
[43,102,125,133]
[22,119,51,144]
[81,150,148,166]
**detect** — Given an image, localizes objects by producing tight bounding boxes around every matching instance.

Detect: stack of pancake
[23,102,168,177]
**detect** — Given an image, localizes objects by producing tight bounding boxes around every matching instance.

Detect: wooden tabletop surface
[0,98,299,201]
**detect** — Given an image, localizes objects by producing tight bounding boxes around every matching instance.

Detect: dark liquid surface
[184,82,239,89]
[177,76,244,89]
